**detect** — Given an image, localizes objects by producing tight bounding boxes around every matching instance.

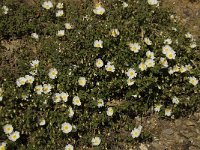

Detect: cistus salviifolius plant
[0,0,199,149]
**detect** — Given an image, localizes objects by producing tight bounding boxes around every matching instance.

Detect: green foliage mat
[0,0,199,149]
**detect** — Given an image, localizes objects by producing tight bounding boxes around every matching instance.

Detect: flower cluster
[16,75,34,87]
[42,1,53,10]
[93,3,105,15]
[2,6,9,14]
[3,124,20,142]
[52,92,69,103]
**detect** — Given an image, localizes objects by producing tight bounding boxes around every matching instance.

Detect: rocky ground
[134,111,200,150]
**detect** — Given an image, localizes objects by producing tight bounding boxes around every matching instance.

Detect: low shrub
[0,0,199,149]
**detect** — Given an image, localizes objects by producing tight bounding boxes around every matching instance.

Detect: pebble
[162,128,174,135]
[139,144,148,150]
[186,120,196,126]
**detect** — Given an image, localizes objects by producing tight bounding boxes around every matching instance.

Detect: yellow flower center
[99,10,104,15]
[134,131,139,136]
[12,134,17,140]
[64,126,69,130]
[107,67,112,71]
[0,146,5,150]
[168,53,173,58]
[131,47,136,51]
[96,43,100,47]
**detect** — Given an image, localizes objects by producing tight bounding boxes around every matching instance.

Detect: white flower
[185,64,192,71]
[65,144,74,150]
[105,62,115,72]
[94,40,103,48]
[164,38,172,45]
[159,57,168,68]
[168,67,174,75]
[42,1,53,10]
[0,142,6,150]
[91,137,101,146]
[172,65,180,73]
[166,49,176,59]
[53,93,61,103]
[128,43,141,53]
[56,3,63,9]
[68,107,74,118]
[56,10,64,17]
[154,104,162,112]
[139,62,147,71]
[93,4,105,15]
[60,92,69,102]
[162,45,173,55]
[57,30,65,37]
[3,124,13,134]
[30,60,39,68]
[25,75,35,84]
[65,23,73,29]
[172,96,179,105]
[131,125,142,139]
[31,33,39,40]
[165,108,172,116]
[73,96,81,106]
[8,131,20,142]
[39,118,46,126]
[16,77,27,87]
[147,0,159,5]
[185,32,192,38]
[107,107,114,116]
[145,59,155,68]
[78,77,87,87]
[189,76,198,86]
[2,6,9,14]
[95,58,104,68]
[48,68,58,79]
[179,66,187,73]
[122,2,129,8]
[172,27,177,31]
[110,29,120,37]
[43,84,52,94]
[22,94,28,100]
[61,122,72,134]
[97,99,104,108]
[34,85,43,95]
[146,51,155,59]
[127,78,135,86]
[144,37,152,45]
[29,70,38,76]
[190,42,197,48]
[126,68,137,79]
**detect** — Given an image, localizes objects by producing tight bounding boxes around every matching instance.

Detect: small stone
[139,144,148,150]
[151,142,166,150]
[186,120,195,126]
[194,112,200,120]
[175,119,182,126]
[162,128,174,135]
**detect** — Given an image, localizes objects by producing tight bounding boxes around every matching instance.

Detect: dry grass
[161,0,200,39]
